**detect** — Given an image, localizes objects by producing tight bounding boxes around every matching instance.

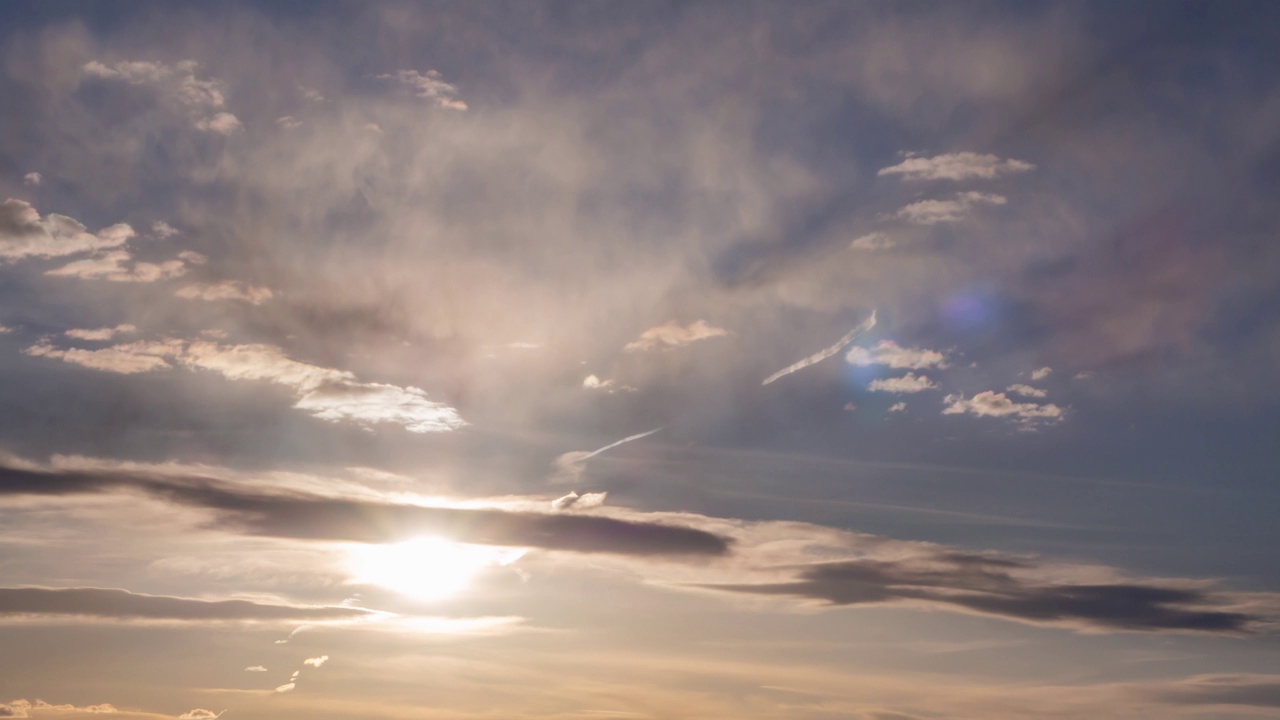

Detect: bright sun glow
[346,537,526,602]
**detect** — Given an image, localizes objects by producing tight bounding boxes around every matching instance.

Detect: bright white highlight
[347,537,525,602]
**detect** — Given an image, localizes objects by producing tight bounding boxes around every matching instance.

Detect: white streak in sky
[762,310,877,385]
[577,427,663,462]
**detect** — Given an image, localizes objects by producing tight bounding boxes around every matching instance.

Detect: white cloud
[22,172,41,187]
[303,655,328,668]
[46,250,189,282]
[624,319,729,352]
[847,340,948,369]
[878,152,1035,181]
[582,374,635,393]
[893,192,1006,224]
[179,710,225,720]
[0,699,118,717]
[23,339,182,374]
[194,112,242,135]
[276,115,303,130]
[763,311,877,385]
[1031,366,1053,380]
[82,59,239,133]
[1006,383,1047,398]
[849,232,895,251]
[0,199,134,262]
[888,402,907,412]
[176,281,273,304]
[867,372,938,393]
[64,324,137,341]
[150,221,179,239]
[274,683,295,694]
[377,69,467,110]
[943,391,1064,424]
[1074,370,1094,380]
[244,666,267,672]
[551,491,607,511]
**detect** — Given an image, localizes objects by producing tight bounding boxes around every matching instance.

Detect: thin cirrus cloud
[624,320,729,352]
[0,199,133,262]
[763,311,877,385]
[867,372,938,393]
[892,191,1007,225]
[376,69,468,110]
[943,391,1064,423]
[0,587,374,622]
[846,340,948,370]
[81,59,241,134]
[877,152,1035,181]
[23,338,464,433]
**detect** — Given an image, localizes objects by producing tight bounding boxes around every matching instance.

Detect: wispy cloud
[0,587,373,622]
[0,699,118,717]
[46,250,190,282]
[888,402,907,412]
[176,281,273,304]
[625,320,729,352]
[892,191,1006,224]
[763,311,876,385]
[178,710,225,720]
[867,373,938,393]
[849,232,896,251]
[878,152,1035,181]
[551,491,608,511]
[582,374,635,393]
[376,69,467,110]
[82,59,241,134]
[64,325,137,342]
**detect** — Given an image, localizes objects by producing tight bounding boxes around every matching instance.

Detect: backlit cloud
[624,320,729,352]
[878,152,1035,181]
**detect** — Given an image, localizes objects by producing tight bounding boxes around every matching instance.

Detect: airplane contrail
[762,310,877,385]
[577,427,664,461]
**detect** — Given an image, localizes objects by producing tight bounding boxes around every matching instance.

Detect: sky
[1,1,1279,718]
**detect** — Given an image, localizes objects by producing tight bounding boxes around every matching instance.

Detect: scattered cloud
[624,320,729,352]
[943,391,1064,424]
[193,112,242,135]
[179,710,225,719]
[276,115,303,130]
[23,339,182,374]
[176,281,273,304]
[150,221,179,239]
[888,402,907,412]
[0,325,14,334]
[867,372,938,393]
[1006,383,1047,398]
[1031,366,1053,380]
[22,173,41,187]
[892,191,1006,224]
[303,655,328,668]
[763,311,876,385]
[846,340,948,369]
[377,69,467,110]
[0,199,133,262]
[0,699,118,717]
[1074,370,1094,380]
[849,232,896,251]
[582,374,635,393]
[0,586,373,622]
[82,59,240,133]
[551,491,607,511]
[244,666,267,673]
[46,250,189,282]
[273,683,295,694]
[64,325,137,341]
[878,152,1035,181]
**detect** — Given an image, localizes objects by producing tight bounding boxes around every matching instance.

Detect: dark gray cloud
[703,551,1259,634]
[0,461,730,557]
[0,586,371,621]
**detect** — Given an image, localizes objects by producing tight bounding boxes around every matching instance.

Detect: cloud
[178,710,225,719]
[849,232,895,251]
[81,59,240,133]
[888,402,907,412]
[244,666,267,672]
[581,374,635,393]
[64,325,137,341]
[0,587,373,622]
[274,683,295,694]
[0,326,13,334]
[1143,673,1280,709]
[846,340,948,369]
[0,456,730,557]
[150,221,179,239]
[943,391,1064,424]
[763,311,877,385]
[877,152,1035,181]
[22,173,41,187]
[892,192,1006,224]
[0,700,118,717]
[551,491,607,511]
[303,655,328,667]
[176,281,273,304]
[276,115,303,131]
[1006,383,1047,398]
[46,250,190,282]
[0,199,133,262]
[23,339,182,374]
[624,320,729,352]
[377,69,467,110]
[703,552,1261,635]
[867,373,938,393]
[1031,366,1053,380]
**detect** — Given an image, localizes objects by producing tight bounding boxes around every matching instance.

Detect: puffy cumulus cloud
[46,250,190,282]
[943,391,1064,424]
[892,191,1006,224]
[849,232,895,251]
[877,152,1035,181]
[22,172,41,187]
[303,655,328,667]
[23,339,182,374]
[0,199,133,262]
[888,402,907,412]
[846,340,948,370]
[81,59,240,134]
[0,587,376,622]
[178,710,224,719]
[175,281,273,304]
[377,69,467,110]
[64,325,137,341]
[624,320,729,352]
[867,372,937,393]
[551,491,608,511]
[1031,366,1053,380]
[244,666,267,672]
[1006,383,1047,398]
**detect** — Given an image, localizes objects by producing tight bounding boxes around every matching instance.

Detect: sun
[346,537,525,602]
